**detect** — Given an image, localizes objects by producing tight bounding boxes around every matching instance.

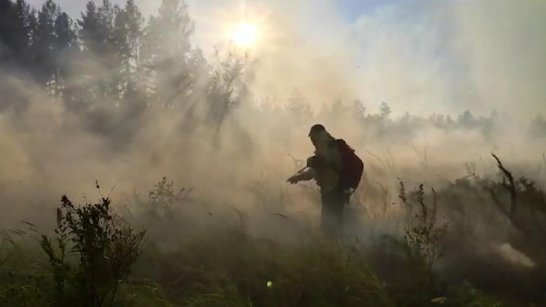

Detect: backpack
[334,139,364,190]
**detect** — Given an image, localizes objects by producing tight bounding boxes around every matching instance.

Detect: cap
[308,124,325,137]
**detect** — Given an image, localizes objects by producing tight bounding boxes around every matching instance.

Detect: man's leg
[320,191,346,238]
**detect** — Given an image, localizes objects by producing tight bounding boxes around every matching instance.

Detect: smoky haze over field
[1,0,545,234]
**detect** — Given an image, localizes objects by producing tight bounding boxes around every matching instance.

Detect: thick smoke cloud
[343,0,546,119]
[25,1,546,117]
[2,3,545,305]
[4,0,545,233]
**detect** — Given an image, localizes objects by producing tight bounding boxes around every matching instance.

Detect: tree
[113,0,144,106]
[122,0,143,67]
[33,0,60,82]
[0,0,36,72]
[457,110,475,128]
[12,0,35,70]
[31,1,76,96]
[379,101,392,119]
[288,89,311,120]
[143,0,196,107]
[54,12,76,57]
[0,0,17,66]
[78,1,99,53]
[77,0,121,101]
[51,12,76,96]
[0,0,38,112]
[206,49,247,135]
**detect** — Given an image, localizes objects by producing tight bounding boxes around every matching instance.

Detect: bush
[40,195,146,307]
[370,181,448,307]
[398,182,448,270]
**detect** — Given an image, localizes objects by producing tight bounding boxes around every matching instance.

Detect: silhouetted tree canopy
[0,0,540,143]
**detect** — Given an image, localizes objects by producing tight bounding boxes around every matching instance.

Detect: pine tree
[379,102,392,119]
[143,0,196,107]
[113,0,144,106]
[78,1,99,53]
[50,11,76,97]
[33,0,60,82]
[54,12,75,53]
[12,0,35,70]
[123,0,142,65]
[78,0,122,102]
[0,0,16,65]
[0,0,35,71]
[206,49,247,133]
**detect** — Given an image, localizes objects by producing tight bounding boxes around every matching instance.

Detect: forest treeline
[0,0,248,142]
[1,0,545,144]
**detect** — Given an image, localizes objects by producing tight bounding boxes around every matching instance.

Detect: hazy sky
[24,0,546,120]
[2,1,545,224]
[27,0,375,21]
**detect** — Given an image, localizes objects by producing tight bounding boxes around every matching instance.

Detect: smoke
[2,3,545,303]
[25,0,546,116]
[3,0,544,235]
[344,0,546,120]
[456,1,546,121]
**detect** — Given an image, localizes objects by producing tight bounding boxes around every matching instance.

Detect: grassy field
[1,162,545,307]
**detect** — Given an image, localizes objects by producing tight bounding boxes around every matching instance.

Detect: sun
[193,3,273,52]
[229,22,259,49]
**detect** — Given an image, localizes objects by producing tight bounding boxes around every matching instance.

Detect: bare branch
[491,153,517,218]
[431,188,438,225]
[397,178,407,205]
[464,162,478,180]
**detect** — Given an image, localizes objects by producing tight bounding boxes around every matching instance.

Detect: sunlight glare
[230,22,259,49]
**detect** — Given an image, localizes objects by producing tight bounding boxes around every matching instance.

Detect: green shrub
[40,195,146,306]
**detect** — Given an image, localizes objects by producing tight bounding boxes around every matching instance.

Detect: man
[287,124,350,238]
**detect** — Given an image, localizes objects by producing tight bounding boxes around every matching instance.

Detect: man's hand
[287,168,315,185]
[287,175,300,184]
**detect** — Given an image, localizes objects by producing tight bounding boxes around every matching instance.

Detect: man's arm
[287,168,315,184]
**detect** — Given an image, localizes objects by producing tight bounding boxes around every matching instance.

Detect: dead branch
[492,153,517,219]
[464,162,478,180]
[397,178,407,205]
[415,184,428,224]
[431,188,438,226]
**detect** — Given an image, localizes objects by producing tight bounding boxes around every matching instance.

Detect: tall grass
[2,163,546,306]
